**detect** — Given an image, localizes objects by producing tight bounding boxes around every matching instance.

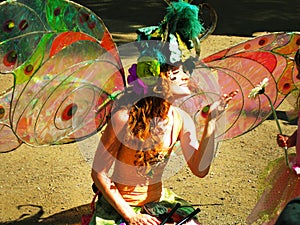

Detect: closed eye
[172,69,180,75]
[169,69,180,81]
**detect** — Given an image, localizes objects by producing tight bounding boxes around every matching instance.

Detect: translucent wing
[168,32,300,166]
[246,155,300,224]
[0,0,125,152]
[182,32,300,224]
[168,63,225,177]
[199,32,300,140]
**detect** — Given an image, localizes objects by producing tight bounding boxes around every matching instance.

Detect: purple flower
[127,64,148,95]
[127,64,138,84]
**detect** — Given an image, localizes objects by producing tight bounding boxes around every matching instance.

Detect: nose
[180,69,190,81]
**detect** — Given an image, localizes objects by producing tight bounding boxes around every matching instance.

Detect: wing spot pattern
[62,103,78,121]
[54,7,61,16]
[79,13,89,23]
[18,20,28,31]
[244,43,251,50]
[24,64,34,75]
[3,19,15,32]
[79,12,96,29]
[3,50,17,67]
[283,83,291,91]
[258,38,266,46]
[0,106,4,119]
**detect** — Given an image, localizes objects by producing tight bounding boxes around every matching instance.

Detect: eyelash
[168,69,180,81]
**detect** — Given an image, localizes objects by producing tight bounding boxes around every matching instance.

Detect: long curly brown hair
[116,70,172,140]
[115,69,174,179]
[128,71,171,140]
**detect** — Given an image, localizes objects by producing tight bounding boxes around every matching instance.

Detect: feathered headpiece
[163,1,204,47]
[128,0,205,93]
[136,0,205,67]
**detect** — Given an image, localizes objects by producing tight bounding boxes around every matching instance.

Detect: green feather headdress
[163,0,204,41]
[135,0,205,74]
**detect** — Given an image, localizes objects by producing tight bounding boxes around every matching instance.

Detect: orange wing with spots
[176,32,300,141]
[0,0,125,152]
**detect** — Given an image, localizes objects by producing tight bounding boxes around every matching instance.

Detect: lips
[179,83,188,87]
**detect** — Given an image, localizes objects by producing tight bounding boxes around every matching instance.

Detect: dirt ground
[1,13,299,225]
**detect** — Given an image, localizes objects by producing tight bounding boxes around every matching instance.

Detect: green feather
[164,0,204,40]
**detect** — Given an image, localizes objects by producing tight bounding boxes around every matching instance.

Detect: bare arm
[91,109,137,221]
[179,90,238,178]
[178,108,215,178]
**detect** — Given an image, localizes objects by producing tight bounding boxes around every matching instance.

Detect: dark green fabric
[88,188,200,225]
[275,197,300,225]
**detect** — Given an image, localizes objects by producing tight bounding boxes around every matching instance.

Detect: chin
[173,90,191,97]
[170,85,191,98]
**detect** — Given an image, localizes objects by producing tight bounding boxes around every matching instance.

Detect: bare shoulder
[172,106,193,123]
[172,106,196,133]
[111,107,129,126]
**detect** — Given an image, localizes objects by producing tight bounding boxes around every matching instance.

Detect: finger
[283,140,287,147]
[222,93,228,97]
[151,218,160,225]
[277,136,284,141]
[222,91,238,103]
[225,96,233,103]
[229,89,239,96]
[146,216,160,225]
[229,90,239,97]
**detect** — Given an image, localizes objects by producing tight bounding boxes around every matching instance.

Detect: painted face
[167,65,191,97]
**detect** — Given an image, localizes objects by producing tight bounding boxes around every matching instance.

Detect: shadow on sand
[0,202,225,225]
[0,204,91,225]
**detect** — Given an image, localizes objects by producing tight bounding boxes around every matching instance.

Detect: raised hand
[207,89,239,118]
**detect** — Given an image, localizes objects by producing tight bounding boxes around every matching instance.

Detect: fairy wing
[0,0,125,152]
[176,32,300,142]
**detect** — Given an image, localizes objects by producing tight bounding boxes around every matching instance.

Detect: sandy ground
[1,32,299,225]
[1,0,300,223]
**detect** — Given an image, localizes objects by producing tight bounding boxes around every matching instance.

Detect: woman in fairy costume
[90,56,237,225]
[277,49,300,174]
[89,1,238,224]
